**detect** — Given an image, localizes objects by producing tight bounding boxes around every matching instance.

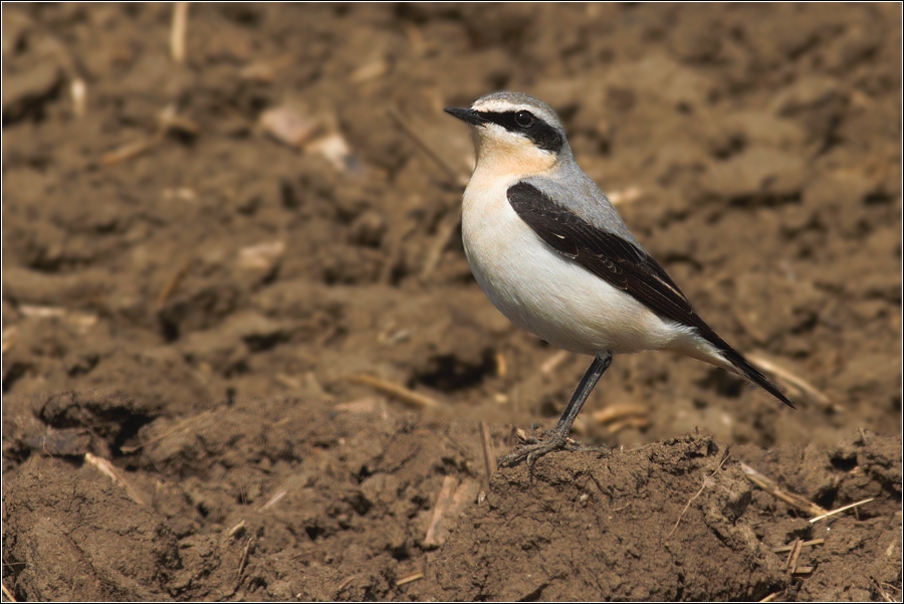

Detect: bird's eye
[515,111,535,128]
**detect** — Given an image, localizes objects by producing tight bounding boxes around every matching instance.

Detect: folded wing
[508,181,793,408]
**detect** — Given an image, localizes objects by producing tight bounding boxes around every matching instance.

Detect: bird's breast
[461,173,526,276]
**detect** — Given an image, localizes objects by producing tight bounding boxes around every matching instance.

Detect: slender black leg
[498,351,613,468]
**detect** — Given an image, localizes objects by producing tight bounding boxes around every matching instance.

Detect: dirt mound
[433,435,788,602]
[3,3,901,601]
[3,393,900,601]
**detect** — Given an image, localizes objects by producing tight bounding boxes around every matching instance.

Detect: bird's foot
[498,429,576,469]
[498,428,609,471]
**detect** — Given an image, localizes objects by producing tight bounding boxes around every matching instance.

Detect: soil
[2,3,901,601]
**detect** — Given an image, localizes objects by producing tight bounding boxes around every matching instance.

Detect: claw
[498,430,609,471]
[498,430,568,468]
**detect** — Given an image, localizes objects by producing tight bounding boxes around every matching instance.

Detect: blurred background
[3,2,901,452]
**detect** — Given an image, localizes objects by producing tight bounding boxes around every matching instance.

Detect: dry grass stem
[334,397,387,416]
[349,374,441,409]
[225,520,246,540]
[424,476,456,546]
[258,490,287,513]
[479,421,496,484]
[100,135,162,165]
[170,3,189,64]
[593,403,650,425]
[19,305,68,319]
[102,105,198,166]
[235,536,252,581]
[424,476,480,546]
[71,78,87,117]
[18,306,98,333]
[759,592,780,602]
[665,453,730,542]
[155,260,192,309]
[772,538,824,553]
[119,409,214,454]
[350,59,388,83]
[163,187,196,202]
[336,575,357,592]
[158,104,200,135]
[593,403,650,434]
[238,240,286,271]
[540,350,571,373]
[809,497,875,524]
[495,351,507,378]
[2,582,17,602]
[607,186,642,206]
[388,106,469,187]
[2,326,16,353]
[785,538,803,571]
[84,453,145,505]
[746,352,832,409]
[874,579,895,602]
[604,416,650,434]
[275,373,303,390]
[395,571,425,586]
[240,54,294,82]
[740,462,828,516]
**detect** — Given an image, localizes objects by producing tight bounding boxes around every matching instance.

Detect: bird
[444,91,793,468]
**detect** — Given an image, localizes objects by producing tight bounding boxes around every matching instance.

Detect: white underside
[462,171,732,368]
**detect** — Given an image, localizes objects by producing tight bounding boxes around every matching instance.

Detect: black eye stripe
[478,111,535,133]
[476,110,564,153]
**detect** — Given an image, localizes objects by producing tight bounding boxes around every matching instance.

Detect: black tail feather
[717,345,795,409]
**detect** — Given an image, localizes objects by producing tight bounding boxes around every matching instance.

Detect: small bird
[445,92,793,467]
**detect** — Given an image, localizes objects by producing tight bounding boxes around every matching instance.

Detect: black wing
[508,182,793,408]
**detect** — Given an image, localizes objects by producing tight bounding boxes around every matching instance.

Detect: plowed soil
[3,4,901,601]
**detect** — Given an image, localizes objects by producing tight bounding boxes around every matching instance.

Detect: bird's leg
[499,352,613,469]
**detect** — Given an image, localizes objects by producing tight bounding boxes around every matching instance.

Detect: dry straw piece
[84,453,145,505]
[170,2,189,64]
[348,374,442,409]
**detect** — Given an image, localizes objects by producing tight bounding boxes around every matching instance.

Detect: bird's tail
[678,327,795,408]
[716,345,795,409]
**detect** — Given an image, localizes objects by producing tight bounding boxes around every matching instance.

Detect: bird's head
[445,92,571,177]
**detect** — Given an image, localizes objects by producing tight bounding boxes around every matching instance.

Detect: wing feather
[507,181,793,408]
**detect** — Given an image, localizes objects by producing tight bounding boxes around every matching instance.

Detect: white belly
[461,175,688,356]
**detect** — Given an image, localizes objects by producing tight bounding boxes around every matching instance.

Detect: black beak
[444,107,487,126]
